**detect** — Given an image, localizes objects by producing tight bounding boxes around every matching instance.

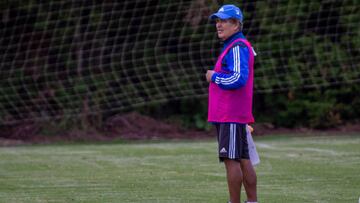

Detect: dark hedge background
[0,0,359,136]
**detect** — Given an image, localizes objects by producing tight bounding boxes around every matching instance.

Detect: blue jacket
[211,32,250,90]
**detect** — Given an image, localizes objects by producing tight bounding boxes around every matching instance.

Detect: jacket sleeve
[211,44,249,90]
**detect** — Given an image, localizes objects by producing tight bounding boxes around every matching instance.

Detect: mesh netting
[0,0,359,124]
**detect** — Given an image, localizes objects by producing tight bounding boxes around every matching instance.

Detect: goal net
[1,0,359,124]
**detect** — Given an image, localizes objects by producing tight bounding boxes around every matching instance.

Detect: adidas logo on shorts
[220,147,227,153]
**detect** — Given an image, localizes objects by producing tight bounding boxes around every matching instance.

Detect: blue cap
[210,4,243,22]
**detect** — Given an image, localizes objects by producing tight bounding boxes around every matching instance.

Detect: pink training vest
[208,38,254,124]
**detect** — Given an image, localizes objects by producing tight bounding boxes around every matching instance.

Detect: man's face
[215,18,238,41]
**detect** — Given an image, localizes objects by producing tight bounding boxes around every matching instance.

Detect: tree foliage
[0,0,359,131]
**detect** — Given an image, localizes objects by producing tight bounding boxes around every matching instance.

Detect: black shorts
[215,123,249,162]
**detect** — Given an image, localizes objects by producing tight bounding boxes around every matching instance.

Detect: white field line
[255,143,274,149]
[256,143,341,155]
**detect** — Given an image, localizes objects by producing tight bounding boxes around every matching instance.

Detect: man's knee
[240,159,257,186]
[224,159,243,178]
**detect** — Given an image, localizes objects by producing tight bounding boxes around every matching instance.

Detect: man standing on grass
[206,4,257,203]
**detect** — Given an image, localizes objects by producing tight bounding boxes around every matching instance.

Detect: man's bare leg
[240,159,257,202]
[224,159,243,203]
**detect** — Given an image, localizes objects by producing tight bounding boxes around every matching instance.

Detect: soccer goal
[0,0,359,124]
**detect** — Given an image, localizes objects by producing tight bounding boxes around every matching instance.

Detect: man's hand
[247,125,254,133]
[206,70,215,83]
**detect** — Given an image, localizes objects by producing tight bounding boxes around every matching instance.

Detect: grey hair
[239,22,243,31]
[230,18,243,31]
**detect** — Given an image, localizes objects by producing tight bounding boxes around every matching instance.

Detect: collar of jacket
[221,31,246,51]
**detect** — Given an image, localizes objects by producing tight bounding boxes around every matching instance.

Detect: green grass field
[0,135,359,203]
